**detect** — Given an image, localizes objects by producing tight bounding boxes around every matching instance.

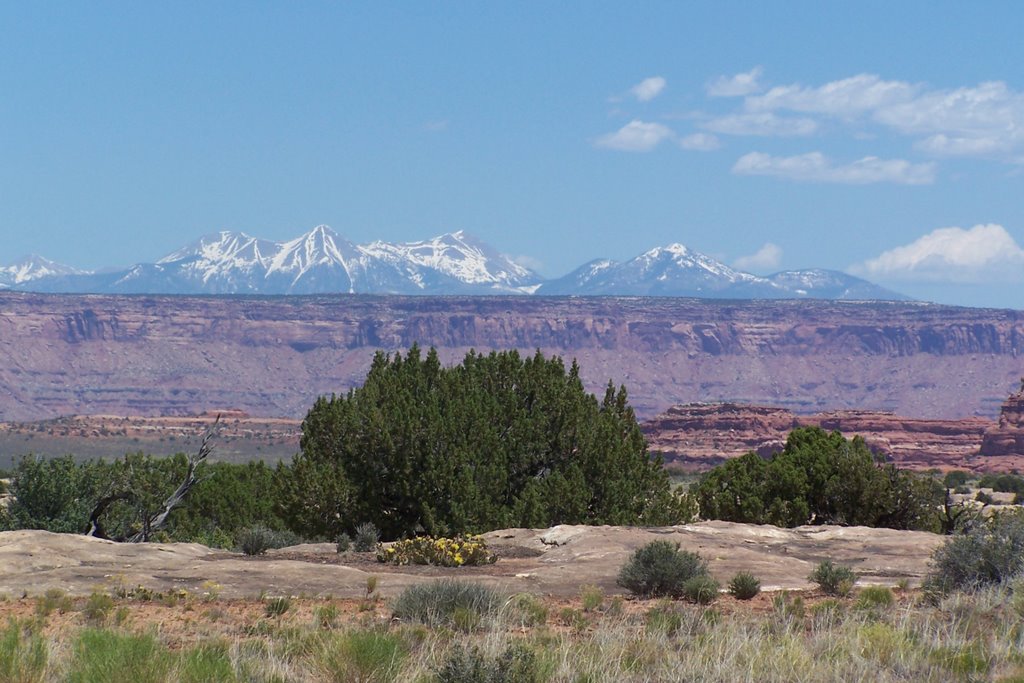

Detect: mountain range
[0,225,907,300]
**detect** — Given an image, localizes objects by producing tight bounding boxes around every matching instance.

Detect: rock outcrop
[979,381,1024,459]
[1,292,1023,422]
[644,403,993,471]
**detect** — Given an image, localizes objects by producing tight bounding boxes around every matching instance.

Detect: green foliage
[327,629,407,683]
[0,620,48,683]
[377,536,496,567]
[67,629,173,683]
[855,586,894,610]
[0,454,287,543]
[925,509,1024,594]
[353,522,380,552]
[177,641,236,683]
[682,575,720,604]
[616,541,708,599]
[727,572,761,600]
[808,560,857,596]
[264,596,291,618]
[82,592,115,626]
[943,470,971,489]
[335,533,351,553]
[237,525,276,556]
[284,346,691,539]
[977,472,1024,497]
[391,580,501,627]
[693,427,939,530]
[436,642,540,683]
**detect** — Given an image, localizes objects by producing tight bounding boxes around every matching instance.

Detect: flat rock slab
[0,522,946,599]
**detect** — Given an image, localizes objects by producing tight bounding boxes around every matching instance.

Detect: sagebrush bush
[82,592,114,626]
[925,509,1024,594]
[335,533,352,553]
[616,541,708,599]
[392,580,501,627]
[436,643,540,683]
[353,522,380,552]
[237,525,299,556]
[264,596,291,618]
[377,536,496,567]
[682,575,720,605]
[727,571,761,600]
[808,560,857,596]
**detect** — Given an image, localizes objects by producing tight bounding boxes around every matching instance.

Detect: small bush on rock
[808,560,857,596]
[336,533,351,553]
[237,525,300,556]
[377,536,496,567]
[436,642,540,683]
[616,541,708,599]
[727,572,761,600]
[353,522,380,552]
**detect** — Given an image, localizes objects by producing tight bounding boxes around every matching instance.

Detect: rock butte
[1,293,1024,423]
[645,385,1024,472]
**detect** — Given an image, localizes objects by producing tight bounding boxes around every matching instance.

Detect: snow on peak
[0,254,83,284]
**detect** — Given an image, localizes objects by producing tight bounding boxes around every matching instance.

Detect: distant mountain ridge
[1,225,907,300]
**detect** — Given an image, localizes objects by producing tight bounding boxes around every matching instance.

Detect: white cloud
[707,67,764,97]
[732,151,936,185]
[703,112,818,137]
[733,243,782,272]
[853,224,1024,282]
[630,76,667,102]
[746,74,918,117]
[742,74,1024,160]
[678,132,720,151]
[594,120,675,152]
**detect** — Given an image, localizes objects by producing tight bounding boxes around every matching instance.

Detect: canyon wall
[1,293,1023,422]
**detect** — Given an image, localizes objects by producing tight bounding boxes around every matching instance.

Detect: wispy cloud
[733,151,936,185]
[630,76,667,102]
[742,74,1024,161]
[852,224,1024,282]
[733,242,782,271]
[594,120,675,152]
[707,67,764,97]
[678,132,720,151]
[703,112,817,137]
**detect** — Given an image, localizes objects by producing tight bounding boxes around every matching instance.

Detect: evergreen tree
[282,346,690,539]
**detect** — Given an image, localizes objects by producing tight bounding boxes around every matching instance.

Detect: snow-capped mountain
[766,269,910,301]
[2,228,908,300]
[0,255,83,289]
[537,244,906,300]
[13,226,543,295]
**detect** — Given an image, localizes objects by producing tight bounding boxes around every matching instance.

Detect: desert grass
[2,583,1024,682]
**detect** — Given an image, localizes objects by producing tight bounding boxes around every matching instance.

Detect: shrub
[237,525,301,556]
[808,560,856,596]
[327,629,407,683]
[616,541,708,599]
[925,509,1024,594]
[264,596,291,617]
[943,470,971,489]
[580,585,604,612]
[855,586,895,610]
[335,533,351,553]
[0,619,48,683]
[436,642,540,683]
[82,592,115,626]
[511,594,548,627]
[376,536,496,567]
[392,580,501,627]
[178,641,235,683]
[237,525,275,556]
[353,522,380,552]
[682,575,720,605]
[727,571,761,600]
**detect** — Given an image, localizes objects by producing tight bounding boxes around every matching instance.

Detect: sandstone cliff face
[979,383,1024,457]
[1,293,1023,422]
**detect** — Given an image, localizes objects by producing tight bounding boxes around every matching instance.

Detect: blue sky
[1,2,1023,307]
